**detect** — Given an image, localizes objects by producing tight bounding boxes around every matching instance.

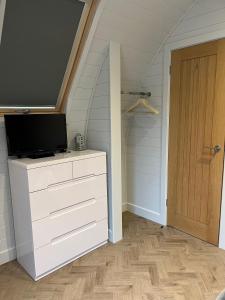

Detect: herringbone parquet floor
[0,212,225,300]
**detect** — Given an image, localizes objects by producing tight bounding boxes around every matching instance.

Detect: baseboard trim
[0,247,16,265]
[108,229,113,242]
[127,203,161,224]
[122,202,128,212]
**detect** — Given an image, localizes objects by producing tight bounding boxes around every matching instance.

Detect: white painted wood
[34,241,107,281]
[86,43,122,243]
[127,203,161,224]
[9,149,105,169]
[30,174,107,221]
[0,247,16,266]
[66,0,195,145]
[8,163,36,278]
[73,156,106,178]
[122,202,127,212]
[28,162,73,192]
[8,150,108,280]
[108,41,122,243]
[34,219,108,277]
[32,197,107,248]
[65,0,107,137]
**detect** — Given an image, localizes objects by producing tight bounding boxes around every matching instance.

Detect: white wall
[87,53,110,152]
[87,42,122,243]
[0,0,16,265]
[87,50,113,228]
[124,51,163,222]
[0,119,16,264]
[66,0,196,222]
[87,51,112,221]
[66,43,108,147]
[137,0,225,225]
[66,0,194,146]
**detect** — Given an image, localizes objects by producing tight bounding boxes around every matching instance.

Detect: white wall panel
[0,118,16,264]
[66,0,195,146]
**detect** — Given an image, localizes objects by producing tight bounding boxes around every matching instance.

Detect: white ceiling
[94,0,196,85]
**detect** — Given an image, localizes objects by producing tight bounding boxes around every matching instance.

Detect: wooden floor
[1,212,225,300]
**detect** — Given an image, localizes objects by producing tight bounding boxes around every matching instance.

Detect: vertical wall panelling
[0,0,16,264]
[87,49,112,238]
[125,51,163,223]
[67,0,195,146]
[66,0,107,146]
[0,119,16,264]
[87,52,110,153]
[142,0,225,248]
[66,0,196,223]
[87,41,122,243]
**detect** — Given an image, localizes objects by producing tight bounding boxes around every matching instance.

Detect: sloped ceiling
[66,0,197,140]
[95,0,196,86]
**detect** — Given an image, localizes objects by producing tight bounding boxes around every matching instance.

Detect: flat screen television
[4,113,67,158]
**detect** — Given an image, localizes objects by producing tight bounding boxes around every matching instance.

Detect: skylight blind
[0,0,84,108]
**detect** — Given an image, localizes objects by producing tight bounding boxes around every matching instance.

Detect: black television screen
[4,114,67,157]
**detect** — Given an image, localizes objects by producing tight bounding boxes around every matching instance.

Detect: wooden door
[168,39,225,245]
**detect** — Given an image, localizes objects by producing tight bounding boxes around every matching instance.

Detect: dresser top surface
[8,150,106,169]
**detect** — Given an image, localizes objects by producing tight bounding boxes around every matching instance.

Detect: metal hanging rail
[121,91,151,97]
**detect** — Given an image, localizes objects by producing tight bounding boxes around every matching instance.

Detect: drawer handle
[48,175,95,189]
[74,173,95,180]
[50,198,96,218]
[51,221,96,245]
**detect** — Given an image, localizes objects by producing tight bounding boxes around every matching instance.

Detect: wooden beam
[58,0,100,112]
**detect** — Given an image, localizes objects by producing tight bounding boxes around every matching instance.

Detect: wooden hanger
[126,98,159,114]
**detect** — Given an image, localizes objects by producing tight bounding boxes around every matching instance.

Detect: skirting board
[0,247,16,265]
[122,202,128,212]
[108,228,123,243]
[127,203,161,224]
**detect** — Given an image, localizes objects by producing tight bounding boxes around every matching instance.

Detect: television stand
[28,152,55,159]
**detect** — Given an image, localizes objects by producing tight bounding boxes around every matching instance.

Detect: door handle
[205,145,222,155]
[213,145,222,154]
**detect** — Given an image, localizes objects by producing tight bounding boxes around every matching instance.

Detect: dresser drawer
[32,196,107,248]
[73,156,106,179]
[34,219,108,277]
[28,162,73,192]
[29,174,107,221]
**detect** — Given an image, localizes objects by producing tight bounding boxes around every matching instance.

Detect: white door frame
[161,30,225,249]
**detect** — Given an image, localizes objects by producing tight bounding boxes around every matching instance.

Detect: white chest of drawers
[8,150,108,280]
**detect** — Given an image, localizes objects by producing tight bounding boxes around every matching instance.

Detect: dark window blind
[0,0,84,107]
